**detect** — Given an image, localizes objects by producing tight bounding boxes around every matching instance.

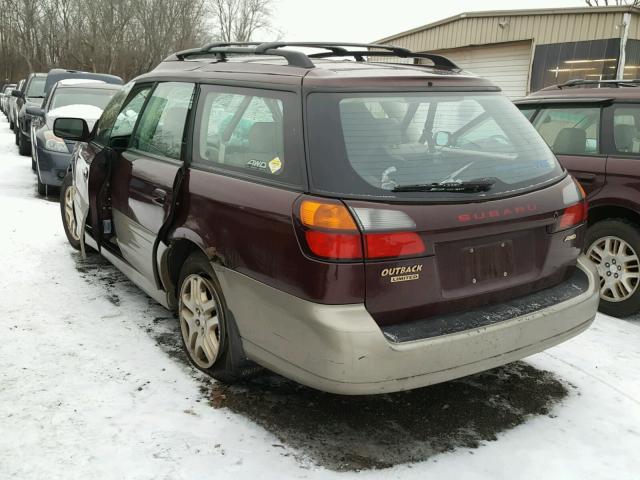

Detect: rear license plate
[463,240,514,284]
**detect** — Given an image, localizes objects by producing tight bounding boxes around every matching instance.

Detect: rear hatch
[305,89,587,327]
[343,177,585,326]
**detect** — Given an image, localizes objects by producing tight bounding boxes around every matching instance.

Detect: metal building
[376,6,640,98]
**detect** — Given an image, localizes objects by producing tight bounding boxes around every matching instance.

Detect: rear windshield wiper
[392,179,495,193]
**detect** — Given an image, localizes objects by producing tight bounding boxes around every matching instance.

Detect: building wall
[379,8,634,53]
[430,41,533,98]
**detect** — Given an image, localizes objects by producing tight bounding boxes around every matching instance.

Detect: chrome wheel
[64,184,80,241]
[587,235,640,302]
[179,274,221,369]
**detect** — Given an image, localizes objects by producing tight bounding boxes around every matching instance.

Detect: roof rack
[169,42,459,70]
[557,79,640,89]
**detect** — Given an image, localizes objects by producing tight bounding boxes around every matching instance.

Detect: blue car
[29,80,121,195]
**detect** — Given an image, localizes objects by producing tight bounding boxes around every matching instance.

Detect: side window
[532,107,601,155]
[131,82,195,160]
[112,87,151,139]
[519,107,537,120]
[94,82,136,145]
[196,88,286,179]
[613,106,640,154]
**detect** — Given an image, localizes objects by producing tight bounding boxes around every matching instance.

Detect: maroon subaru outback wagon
[516,79,640,318]
[55,42,599,394]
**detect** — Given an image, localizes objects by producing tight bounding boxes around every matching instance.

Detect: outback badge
[381,264,422,283]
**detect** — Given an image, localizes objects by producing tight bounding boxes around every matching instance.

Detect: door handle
[574,173,596,183]
[151,188,167,205]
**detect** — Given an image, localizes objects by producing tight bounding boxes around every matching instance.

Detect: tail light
[365,232,425,259]
[550,178,588,232]
[296,197,425,261]
[299,199,363,260]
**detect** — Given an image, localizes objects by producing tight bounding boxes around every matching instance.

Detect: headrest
[340,102,375,121]
[248,122,282,153]
[615,124,636,152]
[553,128,586,154]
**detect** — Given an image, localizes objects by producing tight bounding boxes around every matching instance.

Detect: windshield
[307,92,563,200]
[51,87,118,110]
[26,77,46,98]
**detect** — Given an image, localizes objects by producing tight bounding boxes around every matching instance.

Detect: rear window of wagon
[306,92,565,201]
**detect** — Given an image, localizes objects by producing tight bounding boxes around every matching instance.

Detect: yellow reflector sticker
[269,157,282,174]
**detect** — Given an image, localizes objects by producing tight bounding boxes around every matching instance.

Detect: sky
[272,0,588,42]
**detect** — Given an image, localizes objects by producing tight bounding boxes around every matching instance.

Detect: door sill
[84,233,170,309]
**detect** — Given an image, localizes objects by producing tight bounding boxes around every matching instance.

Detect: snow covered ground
[0,114,639,479]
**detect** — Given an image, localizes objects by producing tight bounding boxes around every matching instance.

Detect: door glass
[131,82,195,160]
[93,82,135,145]
[96,83,152,145]
[197,91,284,177]
[613,106,640,154]
[532,107,600,155]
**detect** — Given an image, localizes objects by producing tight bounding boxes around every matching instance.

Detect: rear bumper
[217,256,599,395]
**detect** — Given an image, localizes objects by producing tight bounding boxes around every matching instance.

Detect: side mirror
[53,117,90,142]
[434,131,452,147]
[26,105,44,117]
[11,90,22,98]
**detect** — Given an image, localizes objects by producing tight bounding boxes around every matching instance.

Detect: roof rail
[557,78,640,89]
[168,42,459,70]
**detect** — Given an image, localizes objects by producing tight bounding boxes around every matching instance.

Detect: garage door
[431,41,532,99]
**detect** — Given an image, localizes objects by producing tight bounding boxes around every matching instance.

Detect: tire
[60,173,81,250]
[177,252,258,383]
[9,119,14,130]
[585,218,640,317]
[31,156,36,171]
[14,127,19,146]
[18,130,30,156]
[36,171,46,196]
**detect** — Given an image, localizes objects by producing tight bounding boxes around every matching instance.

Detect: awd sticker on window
[246,157,283,175]
[246,160,268,170]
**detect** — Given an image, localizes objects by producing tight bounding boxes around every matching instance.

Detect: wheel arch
[161,228,223,309]
[588,204,640,228]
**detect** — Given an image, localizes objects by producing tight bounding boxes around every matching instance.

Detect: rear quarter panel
[593,154,640,213]
[169,169,366,304]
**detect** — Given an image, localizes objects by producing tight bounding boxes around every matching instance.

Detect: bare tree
[209,0,276,42]
[0,0,280,84]
[586,0,640,6]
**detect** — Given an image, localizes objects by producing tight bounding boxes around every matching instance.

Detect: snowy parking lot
[0,114,639,479]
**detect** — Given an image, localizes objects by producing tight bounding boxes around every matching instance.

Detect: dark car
[14,69,123,157]
[55,42,598,395]
[8,79,24,131]
[28,80,121,195]
[1,83,16,115]
[42,69,122,96]
[13,73,46,155]
[516,79,640,317]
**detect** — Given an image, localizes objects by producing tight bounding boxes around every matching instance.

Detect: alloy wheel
[587,235,640,302]
[179,274,221,368]
[64,184,80,241]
